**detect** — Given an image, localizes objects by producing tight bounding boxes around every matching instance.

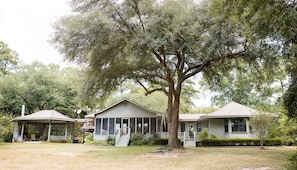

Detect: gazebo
[11,110,75,142]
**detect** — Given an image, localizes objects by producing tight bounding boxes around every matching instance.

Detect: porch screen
[95,118,101,134]
[144,118,149,134]
[130,118,135,133]
[137,118,142,133]
[102,118,108,134]
[109,118,115,134]
[151,118,156,133]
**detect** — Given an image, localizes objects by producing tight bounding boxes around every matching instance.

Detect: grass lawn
[0,143,296,170]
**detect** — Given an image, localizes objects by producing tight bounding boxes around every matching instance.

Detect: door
[187,123,194,139]
[122,118,129,135]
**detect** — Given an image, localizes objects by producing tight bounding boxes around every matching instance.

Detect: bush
[286,151,297,170]
[130,133,146,145]
[200,138,283,146]
[3,132,12,142]
[198,128,209,140]
[106,136,115,145]
[84,133,94,144]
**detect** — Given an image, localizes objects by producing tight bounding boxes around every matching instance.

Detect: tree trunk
[167,79,182,149]
[168,100,180,148]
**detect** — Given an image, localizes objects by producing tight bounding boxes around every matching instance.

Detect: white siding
[96,102,157,118]
[208,119,224,138]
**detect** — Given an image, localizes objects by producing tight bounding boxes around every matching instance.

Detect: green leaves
[0,41,19,77]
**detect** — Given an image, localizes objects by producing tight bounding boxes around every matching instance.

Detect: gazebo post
[65,122,68,140]
[47,121,52,142]
[20,122,25,142]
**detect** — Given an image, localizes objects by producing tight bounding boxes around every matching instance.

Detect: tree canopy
[52,0,279,148]
[0,41,18,77]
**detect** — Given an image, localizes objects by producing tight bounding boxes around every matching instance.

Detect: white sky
[0,0,212,107]
[0,0,70,64]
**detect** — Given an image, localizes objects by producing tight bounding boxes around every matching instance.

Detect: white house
[86,98,167,146]
[86,99,270,147]
[200,102,259,139]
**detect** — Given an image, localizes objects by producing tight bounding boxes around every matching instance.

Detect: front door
[187,123,194,139]
[122,118,129,135]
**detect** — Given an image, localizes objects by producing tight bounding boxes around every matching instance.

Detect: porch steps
[184,140,196,147]
[116,135,129,147]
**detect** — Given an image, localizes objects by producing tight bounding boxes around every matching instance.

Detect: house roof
[179,114,205,121]
[201,102,257,119]
[85,98,165,118]
[11,110,75,123]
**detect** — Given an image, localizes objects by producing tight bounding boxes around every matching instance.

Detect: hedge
[200,138,283,146]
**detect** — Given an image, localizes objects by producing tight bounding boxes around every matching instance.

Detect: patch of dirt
[59,152,78,157]
[241,167,274,170]
[143,149,187,158]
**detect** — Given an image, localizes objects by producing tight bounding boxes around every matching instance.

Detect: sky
[0,0,212,106]
[0,0,70,65]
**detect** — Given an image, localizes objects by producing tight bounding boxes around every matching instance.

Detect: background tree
[0,62,87,117]
[0,41,19,77]
[249,111,275,149]
[0,113,14,142]
[52,0,274,148]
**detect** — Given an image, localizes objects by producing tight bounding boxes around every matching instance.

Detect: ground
[0,143,295,170]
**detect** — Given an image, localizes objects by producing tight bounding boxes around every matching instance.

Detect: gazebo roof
[11,110,74,123]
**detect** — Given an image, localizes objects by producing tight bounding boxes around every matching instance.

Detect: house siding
[95,102,157,118]
[208,119,225,138]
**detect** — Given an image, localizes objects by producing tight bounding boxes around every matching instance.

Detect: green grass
[0,143,295,170]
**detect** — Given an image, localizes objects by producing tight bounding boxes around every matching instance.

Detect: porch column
[149,118,151,135]
[228,119,232,134]
[65,122,68,140]
[135,118,137,133]
[142,118,144,134]
[100,118,103,135]
[107,118,110,134]
[156,118,158,132]
[47,121,52,142]
[245,118,249,133]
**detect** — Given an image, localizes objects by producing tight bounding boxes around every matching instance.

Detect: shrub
[198,128,209,140]
[84,133,94,144]
[286,151,297,170]
[106,135,115,145]
[130,133,145,145]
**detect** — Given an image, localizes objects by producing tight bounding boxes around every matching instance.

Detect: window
[224,119,229,133]
[197,122,202,132]
[231,118,246,132]
[181,122,185,132]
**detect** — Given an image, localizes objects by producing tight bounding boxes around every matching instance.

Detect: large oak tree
[52,0,272,148]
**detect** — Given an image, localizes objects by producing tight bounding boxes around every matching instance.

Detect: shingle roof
[11,110,74,123]
[201,102,257,119]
